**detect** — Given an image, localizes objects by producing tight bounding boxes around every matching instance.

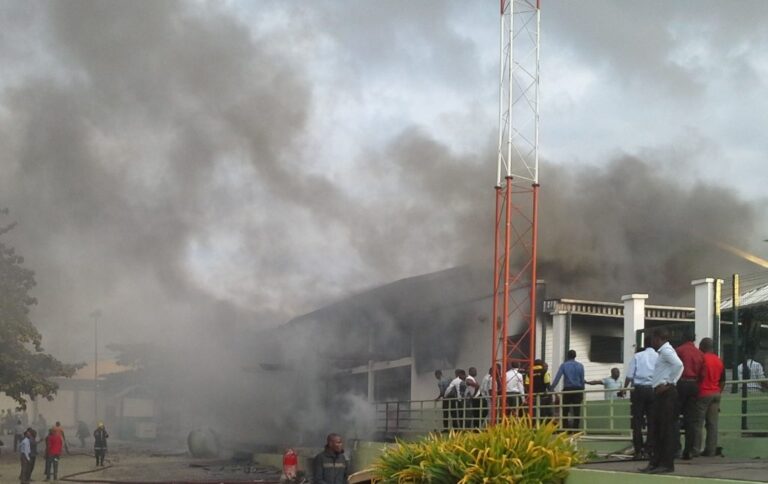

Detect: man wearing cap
[93,422,109,466]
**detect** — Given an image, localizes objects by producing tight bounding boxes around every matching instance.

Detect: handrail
[374,378,768,436]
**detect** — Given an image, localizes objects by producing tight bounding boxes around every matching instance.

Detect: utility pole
[490,0,541,422]
[90,310,102,424]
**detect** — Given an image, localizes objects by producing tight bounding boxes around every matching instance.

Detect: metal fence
[375,378,768,438]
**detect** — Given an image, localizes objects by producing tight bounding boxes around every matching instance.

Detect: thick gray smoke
[0,1,765,444]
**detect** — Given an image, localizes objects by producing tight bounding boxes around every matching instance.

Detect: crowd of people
[7,416,110,483]
[432,351,608,431]
[430,327,764,475]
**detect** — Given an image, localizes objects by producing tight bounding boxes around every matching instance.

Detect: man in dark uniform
[312,433,348,484]
[93,422,109,466]
[524,359,552,418]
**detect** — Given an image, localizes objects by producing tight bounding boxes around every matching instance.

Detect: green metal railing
[375,379,768,438]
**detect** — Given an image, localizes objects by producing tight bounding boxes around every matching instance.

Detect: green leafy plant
[372,417,583,483]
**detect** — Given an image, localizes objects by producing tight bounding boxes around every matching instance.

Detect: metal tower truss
[490,0,541,422]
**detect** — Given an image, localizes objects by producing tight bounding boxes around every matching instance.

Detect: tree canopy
[0,212,80,408]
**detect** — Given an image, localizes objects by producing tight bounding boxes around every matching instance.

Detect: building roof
[721,283,768,310]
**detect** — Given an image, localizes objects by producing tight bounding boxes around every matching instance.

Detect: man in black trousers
[640,328,683,475]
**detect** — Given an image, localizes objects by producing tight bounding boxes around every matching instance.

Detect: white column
[551,311,567,388]
[692,278,715,345]
[622,294,648,376]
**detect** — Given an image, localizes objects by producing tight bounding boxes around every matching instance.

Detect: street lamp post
[90,310,102,424]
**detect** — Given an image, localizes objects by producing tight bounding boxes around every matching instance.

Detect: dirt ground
[0,443,283,483]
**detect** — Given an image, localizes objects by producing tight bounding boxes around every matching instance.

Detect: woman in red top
[694,338,725,457]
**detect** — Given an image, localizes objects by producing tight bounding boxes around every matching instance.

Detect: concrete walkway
[574,457,768,482]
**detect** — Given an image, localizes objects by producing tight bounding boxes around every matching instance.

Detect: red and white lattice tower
[490,0,541,421]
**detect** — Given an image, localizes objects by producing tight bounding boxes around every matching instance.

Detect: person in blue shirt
[552,350,585,431]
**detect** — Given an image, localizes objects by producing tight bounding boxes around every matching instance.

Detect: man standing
[694,338,725,457]
[45,427,63,481]
[505,362,526,417]
[445,369,467,428]
[466,368,481,428]
[19,429,31,484]
[479,367,493,422]
[312,433,349,484]
[676,330,704,460]
[93,422,109,466]
[736,349,768,393]
[24,429,38,482]
[524,360,552,418]
[624,339,658,460]
[641,328,683,475]
[587,368,624,400]
[434,370,450,431]
[552,350,585,431]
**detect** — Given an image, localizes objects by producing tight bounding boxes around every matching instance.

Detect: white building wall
[566,320,624,401]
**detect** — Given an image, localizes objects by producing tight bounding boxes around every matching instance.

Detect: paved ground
[580,456,768,482]
[0,443,282,483]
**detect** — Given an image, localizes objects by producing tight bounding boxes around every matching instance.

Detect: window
[590,335,623,363]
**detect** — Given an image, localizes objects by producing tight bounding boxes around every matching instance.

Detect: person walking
[76,421,90,448]
[45,427,63,481]
[624,338,658,460]
[312,433,349,484]
[676,330,704,460]
[93,422,109,466]
[640,328,683,475]
[552,350,585,431]
[693,338,725,457]
[434,370,451,431]
[19,429,31,484]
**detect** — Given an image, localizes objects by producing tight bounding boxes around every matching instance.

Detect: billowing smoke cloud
[0,0,765,444]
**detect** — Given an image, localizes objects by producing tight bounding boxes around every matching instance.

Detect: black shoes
[648,467,674,474]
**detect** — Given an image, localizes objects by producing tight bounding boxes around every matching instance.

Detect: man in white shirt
[736,351,768,393]
[587,368,624,400]
[624,339,659,460]
[479,367,493,422]
[19,429,31,484]
[444,369,467,429]
[641,328,683,475]
[505,362,526,416]
[465,367,481,428]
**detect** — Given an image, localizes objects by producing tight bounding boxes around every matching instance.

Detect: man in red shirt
[694,337,725,457]
[45,427,63,481]
[676,330,704,460]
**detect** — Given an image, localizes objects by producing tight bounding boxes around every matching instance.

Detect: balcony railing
[375,379,768,438]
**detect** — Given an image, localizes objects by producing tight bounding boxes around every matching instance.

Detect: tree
[0,211,80,408]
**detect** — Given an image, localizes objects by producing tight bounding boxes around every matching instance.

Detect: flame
[714,241,768,269]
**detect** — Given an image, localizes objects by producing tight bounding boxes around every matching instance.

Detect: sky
[0,0,767,363]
